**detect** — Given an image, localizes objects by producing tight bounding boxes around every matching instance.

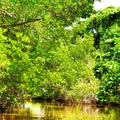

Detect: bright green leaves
[0,29,33,107]
[0,29,10,78]
[16,32,23,38]
[79,6,120,104]
[0,0,100,109]
[90,7,120,104]
[0,0,97,28]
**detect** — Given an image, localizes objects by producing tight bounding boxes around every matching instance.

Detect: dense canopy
[0,0,120,112]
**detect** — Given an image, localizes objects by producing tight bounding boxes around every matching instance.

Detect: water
[0,101,120,120]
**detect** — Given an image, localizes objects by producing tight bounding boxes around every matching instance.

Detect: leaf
[16,32,23,38]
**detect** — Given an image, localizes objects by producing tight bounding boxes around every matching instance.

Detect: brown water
[0,101,120,120]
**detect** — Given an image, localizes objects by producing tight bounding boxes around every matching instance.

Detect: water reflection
[0,101,120,120]
[24,102,44,117]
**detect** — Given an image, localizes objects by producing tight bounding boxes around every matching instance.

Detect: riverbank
[32,96,120,108]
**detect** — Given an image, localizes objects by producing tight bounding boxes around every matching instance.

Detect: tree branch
[0,18,41,28]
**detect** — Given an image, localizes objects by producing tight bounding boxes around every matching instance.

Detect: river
[0,101,120,120]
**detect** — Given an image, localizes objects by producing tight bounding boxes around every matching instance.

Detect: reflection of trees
[1,102,120,120]
[24,102,44,117]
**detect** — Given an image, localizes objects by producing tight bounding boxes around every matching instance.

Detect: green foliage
[0,29,32,108]
[66,80,98,102]
[84,7,120,104]
[0,0,97,26]
[23,31,96,100]
[0,0,100,110]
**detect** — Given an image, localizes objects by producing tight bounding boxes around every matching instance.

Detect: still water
[0,101,120,120]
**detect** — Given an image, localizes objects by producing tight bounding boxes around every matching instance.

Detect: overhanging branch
[0,18,41,28]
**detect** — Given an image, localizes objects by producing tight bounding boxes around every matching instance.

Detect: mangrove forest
[0,0,120,114]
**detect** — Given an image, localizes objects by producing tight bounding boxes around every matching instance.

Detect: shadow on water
[0,101,120,120]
